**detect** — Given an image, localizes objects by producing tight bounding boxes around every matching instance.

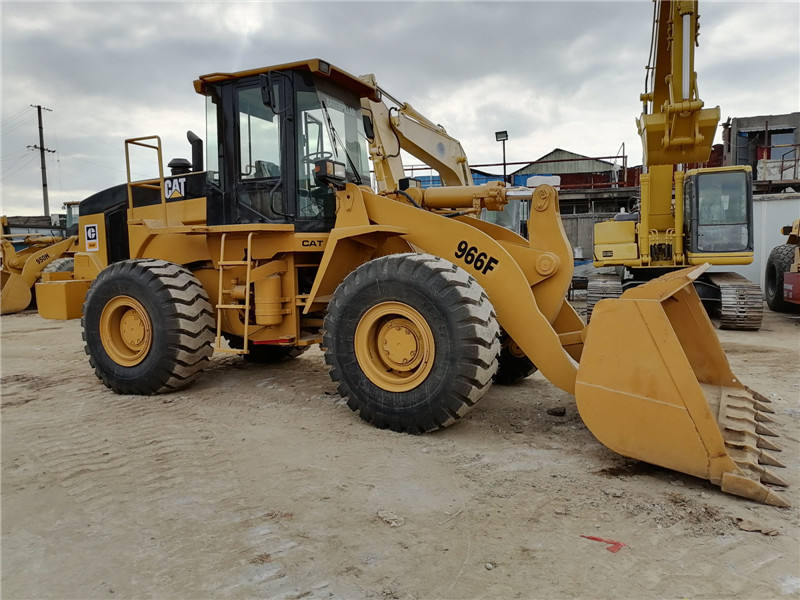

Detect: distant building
[722,112,800,192]
[511,148,633,189]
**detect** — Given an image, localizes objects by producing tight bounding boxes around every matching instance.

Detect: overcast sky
[2,0,798,215]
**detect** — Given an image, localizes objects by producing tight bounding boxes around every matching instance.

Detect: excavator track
[706,272,764,331]
[585,274,622,321]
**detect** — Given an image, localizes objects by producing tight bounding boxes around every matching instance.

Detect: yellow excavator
[34,58,787,506]
[590,0,763,330]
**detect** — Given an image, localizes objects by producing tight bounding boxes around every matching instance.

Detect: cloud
[2,1,798,214]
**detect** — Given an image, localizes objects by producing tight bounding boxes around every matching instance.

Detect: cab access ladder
[214,232,254,354]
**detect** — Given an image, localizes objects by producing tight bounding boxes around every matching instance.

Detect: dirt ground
[2,303,799,600]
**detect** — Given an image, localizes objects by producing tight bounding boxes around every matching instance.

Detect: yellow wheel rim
[354,301,435,392]
[99,296,153,366]
[507,338,526,358]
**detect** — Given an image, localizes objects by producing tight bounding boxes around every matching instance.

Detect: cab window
[238,86,281,180]
[694,171,750,252]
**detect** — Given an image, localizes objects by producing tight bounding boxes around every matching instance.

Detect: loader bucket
[575,265,788,507]
[1,270,32,314]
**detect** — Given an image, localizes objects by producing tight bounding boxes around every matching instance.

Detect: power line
[1,106,31,127]
[0,153,37,182]
[0,150,30,162]
[1,150,36,173]
[1,118,32,136]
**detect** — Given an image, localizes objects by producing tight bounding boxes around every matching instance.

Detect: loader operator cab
[683,167,753,254]
[200,60,372,232]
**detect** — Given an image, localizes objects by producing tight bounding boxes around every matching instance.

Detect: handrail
[124,135,166,225]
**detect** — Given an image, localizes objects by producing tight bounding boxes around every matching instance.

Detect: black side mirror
[260,73,273,110]
[362,115,375,141]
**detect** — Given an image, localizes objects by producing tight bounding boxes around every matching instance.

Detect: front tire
[82,259,215,394]
[323,253,500,433]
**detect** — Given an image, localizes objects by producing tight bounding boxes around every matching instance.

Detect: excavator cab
[684,166,754,256]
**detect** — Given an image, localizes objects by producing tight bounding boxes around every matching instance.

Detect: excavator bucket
[575,265,788,507]
[1,270,33,314]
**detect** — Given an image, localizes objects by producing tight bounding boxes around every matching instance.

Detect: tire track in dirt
[22,386,333,597]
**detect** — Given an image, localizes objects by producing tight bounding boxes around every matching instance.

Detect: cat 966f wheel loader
[35,59,787,506]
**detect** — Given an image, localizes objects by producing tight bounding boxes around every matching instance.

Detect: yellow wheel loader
[35,59,787,506]
[1,217,77,314]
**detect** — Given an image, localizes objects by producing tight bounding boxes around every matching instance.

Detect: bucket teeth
[734,461,789,488]
[754,401,774,414]
[764,490,790,508]
[745,386,772,404]
[760,468,789,488]
[723,429,782,453]
[755,423,779,437]
[715,385,789,505]
[756,436,782,452]
[758,451,786,468]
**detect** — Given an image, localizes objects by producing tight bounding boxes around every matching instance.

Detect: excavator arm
[360,74,473,192]
[638,0,720,165]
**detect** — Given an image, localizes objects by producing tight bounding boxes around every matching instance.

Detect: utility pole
[26,104,55,217]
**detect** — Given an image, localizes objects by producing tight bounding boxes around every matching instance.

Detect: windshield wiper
[320,100,363,185]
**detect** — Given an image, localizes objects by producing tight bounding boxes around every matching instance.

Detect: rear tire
[323,253,500,433]
[765,244,795,312]
[82,259,215,394]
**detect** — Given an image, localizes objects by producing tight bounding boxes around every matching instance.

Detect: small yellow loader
[35,59,787,506]
[1,219,77,314]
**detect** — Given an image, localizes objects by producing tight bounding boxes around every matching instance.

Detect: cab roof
[193,58,380,101]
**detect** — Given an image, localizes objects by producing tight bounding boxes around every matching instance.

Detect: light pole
[495,130,508,185]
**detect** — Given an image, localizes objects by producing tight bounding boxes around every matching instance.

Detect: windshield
[695,170,750,252]
[296,78,370,221]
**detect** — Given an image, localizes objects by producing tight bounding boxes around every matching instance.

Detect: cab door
[232,79,291,224]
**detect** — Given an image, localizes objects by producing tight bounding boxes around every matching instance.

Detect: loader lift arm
[359,74,473,192]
